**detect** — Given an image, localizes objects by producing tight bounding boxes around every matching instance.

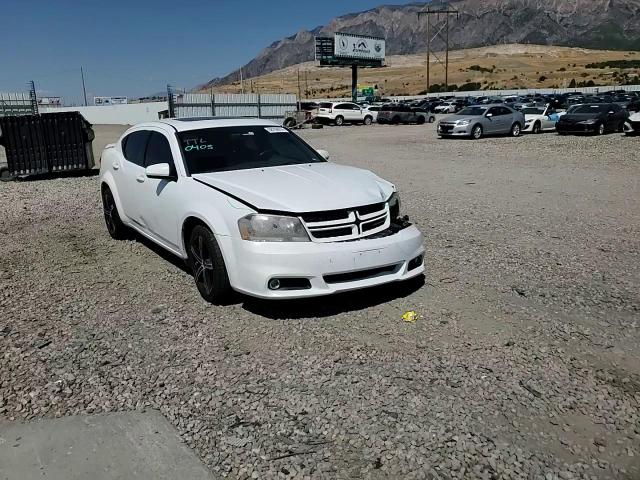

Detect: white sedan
[521,105,565,133]
[99,119,424,303]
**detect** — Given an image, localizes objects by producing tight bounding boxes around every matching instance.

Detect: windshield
[178,126,325,174]
[521,107,545,115]
[457,106,487,116]
[569,104,608,114]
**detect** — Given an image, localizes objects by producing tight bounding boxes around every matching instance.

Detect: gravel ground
[1,123,639,479]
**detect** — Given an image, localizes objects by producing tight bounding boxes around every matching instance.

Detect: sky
[0,0,416,105]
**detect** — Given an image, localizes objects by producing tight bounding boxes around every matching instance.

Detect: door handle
[136,174,145,183]
[112,162,120,170]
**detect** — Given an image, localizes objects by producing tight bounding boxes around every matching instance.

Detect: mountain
[203,0,640,88]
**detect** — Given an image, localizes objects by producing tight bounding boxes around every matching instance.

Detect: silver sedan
[437,104,525,139]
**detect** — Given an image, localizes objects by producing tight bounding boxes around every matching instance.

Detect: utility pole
[297,68,302,100]
[426,10,430,94]
[304,70,309,98]
[418,5,458,94]
[445,13,450,90]
[80,66,88,106]
[240,67,244,94]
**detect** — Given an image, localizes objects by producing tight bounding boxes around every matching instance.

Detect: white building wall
[40,102,168,125]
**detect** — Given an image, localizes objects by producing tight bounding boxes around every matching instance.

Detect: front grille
[301,202,390,242]
[324,264,400,284]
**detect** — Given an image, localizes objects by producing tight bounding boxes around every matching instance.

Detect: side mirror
[145,163,172,179]
[316,149,330,160]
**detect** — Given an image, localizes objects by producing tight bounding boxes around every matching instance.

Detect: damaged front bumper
[218,221,425,299]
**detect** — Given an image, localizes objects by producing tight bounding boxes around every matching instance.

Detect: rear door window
[122,130,150,166]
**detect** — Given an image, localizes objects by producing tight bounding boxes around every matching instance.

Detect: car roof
[152,117,281,132]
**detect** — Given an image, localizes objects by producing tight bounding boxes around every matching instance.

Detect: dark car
[377,104,435,125]
[556,103,629,135]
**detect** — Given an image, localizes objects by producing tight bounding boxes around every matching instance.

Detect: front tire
[334,116,344,126]
[102,186,129,240]
[187,225,233,304]
[596,122,605,136]
[416,116,426,125]
[428,116,435,123]
[363,116,373,125]
[471,124,483,140]
[510,122,521,137]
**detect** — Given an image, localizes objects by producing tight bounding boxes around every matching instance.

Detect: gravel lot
[1,123,639,479]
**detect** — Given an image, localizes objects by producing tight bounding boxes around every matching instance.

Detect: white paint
[40,102,167,125]
[99,118,424,300]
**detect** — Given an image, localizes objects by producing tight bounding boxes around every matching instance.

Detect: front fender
[178,192,255,257]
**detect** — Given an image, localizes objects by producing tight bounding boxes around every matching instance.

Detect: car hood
[193,162,394,212]
[628,112,640,121]
[560,113,603,122]
[440,115,479,122]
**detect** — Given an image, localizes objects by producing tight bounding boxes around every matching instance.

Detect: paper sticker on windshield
[264,127,288,134]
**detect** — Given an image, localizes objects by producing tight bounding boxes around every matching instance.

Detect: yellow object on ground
[402,311,418,323]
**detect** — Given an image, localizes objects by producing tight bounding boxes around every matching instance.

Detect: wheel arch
[100,174,127,224]
[180,214,218,258]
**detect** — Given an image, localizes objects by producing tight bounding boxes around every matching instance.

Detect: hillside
[202,0,640,89]
[197,44,640,97]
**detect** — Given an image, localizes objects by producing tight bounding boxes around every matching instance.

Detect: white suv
[99,118,425,303]
[316,102,373,126]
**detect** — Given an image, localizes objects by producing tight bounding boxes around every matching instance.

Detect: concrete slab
[0,410,214,480]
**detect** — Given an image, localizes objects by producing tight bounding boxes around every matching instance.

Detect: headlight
[456,120,470,126]
[578,119,597,125]
[388,192,401,219]
[238,214,310,242]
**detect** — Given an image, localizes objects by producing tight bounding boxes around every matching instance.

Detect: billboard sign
[334,33,385,61]
[37,96,62,106]
[94,96,128,106]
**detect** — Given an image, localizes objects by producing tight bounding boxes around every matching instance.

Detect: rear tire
[335,116,344,126]
[363,116,373,125]
[532,121,541,134]
[596,122,605,136]
[187,225,233,305]
[510,122,521,137]
[101,186,129,240]
[416,116,426,125]
[428,116,435,123]
[471,124,483,140]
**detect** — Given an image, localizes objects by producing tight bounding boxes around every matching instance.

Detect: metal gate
[0,82,38,117]
[167,85,297,120]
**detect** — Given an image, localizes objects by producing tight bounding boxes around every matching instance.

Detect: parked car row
[437,101,639,139]
[286,96,640,136]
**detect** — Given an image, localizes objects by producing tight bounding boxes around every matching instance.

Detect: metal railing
[168,86,297,119]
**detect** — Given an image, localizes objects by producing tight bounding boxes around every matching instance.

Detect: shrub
[586,60,640,69]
